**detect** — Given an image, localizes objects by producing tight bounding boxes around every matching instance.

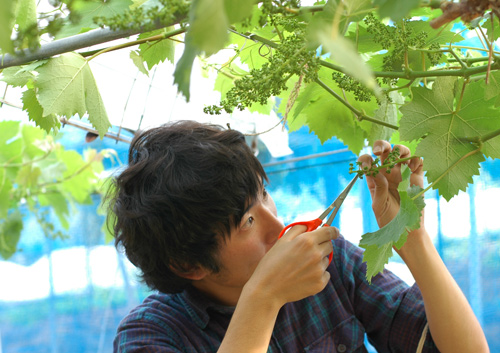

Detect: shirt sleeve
[113,309,184,353]
[331,236,439,353]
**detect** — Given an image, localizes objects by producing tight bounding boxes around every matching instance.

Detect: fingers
[290,226,337,259]
[281,224,307,240]
[373,140,411,164]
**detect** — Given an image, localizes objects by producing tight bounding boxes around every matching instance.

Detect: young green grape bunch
[349,147,401,178]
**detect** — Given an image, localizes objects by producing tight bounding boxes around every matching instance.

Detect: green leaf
[317,30,381,97]
[346,22,383,54]
[399,77,500,200]
[0,211,23,260]
[22,89,61,133]
[0,120,21,146]
[214,67,248,100]
[38,192,70,229]
[307,0,373,37]
[0,121,23,178]
[57,0,134,38]
[483,71,500,107]
[283,71,375,154]
[56,149,103,204]
[360,166,425,283]
[130,50,150,76]
[35,52,111,137]
[137,28,176,69]
[0,0,16,53]
[484,16,500,42]
[374,0,421,21]
[14,0,37,31]
[368,91,403,144]
[173,40,199,101]
[0,170,13,219]
[406,21,464,71]
[1,66,35,87]
[189,0,229,56]
[21,123,49,158]
[224,0,254,23]
[16,165,41,189]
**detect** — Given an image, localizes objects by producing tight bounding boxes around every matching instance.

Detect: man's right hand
[244,225,338,308]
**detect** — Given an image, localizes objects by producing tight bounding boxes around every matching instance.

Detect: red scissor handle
[278,218,333,265]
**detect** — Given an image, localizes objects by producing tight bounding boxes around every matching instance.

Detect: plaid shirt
[114,236,438,352]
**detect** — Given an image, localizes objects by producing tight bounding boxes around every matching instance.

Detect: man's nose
[261,206,284,244]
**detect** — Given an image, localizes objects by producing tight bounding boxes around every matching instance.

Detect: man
[109,120,488,352]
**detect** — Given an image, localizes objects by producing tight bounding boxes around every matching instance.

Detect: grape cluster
[205,32,320,115]
[94,0,190,33]
[364,14,443,82]
[384,146,401,173]
[331,72,374,102]
[348,147,401,178]
[11,11,67,53]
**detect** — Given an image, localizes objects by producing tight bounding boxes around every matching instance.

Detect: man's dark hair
[107,120,267,294]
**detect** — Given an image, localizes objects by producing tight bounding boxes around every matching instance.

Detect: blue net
[0,125,498,352]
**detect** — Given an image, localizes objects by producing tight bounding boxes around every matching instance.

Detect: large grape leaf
[14,0,37,33]
[483,71,500,107]
[283,70,376,154]
[317,30,381,97]
[22,89,60,133]
[56,0,134,38]
[224,0,254,23]
[35,52,111,137]
[399,77,500,200]
[189,0,252,56]
[137,28,176,70]
[368,91,403,144]
[175,0,254,100]
[130,51,150,76]
[374,0,421,21]
[173,39,199,102]
[0,0,16,53]
[1,67,35,87]
[306,0,373,37]
[360,166,425,283]
[484,16,500,42]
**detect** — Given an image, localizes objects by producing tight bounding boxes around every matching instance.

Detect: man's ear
[170,264,209,280]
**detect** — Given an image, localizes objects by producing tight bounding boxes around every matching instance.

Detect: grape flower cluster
[204,31,320,115]
[349,147,401,178]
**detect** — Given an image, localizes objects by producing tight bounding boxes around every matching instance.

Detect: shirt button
[337,344,347,352]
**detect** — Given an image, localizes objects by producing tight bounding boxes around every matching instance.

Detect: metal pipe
[262,148,351,168]
[0,15,185,69]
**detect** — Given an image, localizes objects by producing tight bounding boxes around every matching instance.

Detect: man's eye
[242,216,254,229]
[263,188,268,199]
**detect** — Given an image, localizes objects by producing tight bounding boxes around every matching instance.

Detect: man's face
[192,185,284,305]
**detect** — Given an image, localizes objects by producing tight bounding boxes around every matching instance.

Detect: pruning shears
[278,175,359,264]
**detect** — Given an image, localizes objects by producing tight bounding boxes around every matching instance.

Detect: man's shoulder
[120,291,189,327]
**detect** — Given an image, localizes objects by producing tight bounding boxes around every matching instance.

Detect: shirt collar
[177,285,235,329]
